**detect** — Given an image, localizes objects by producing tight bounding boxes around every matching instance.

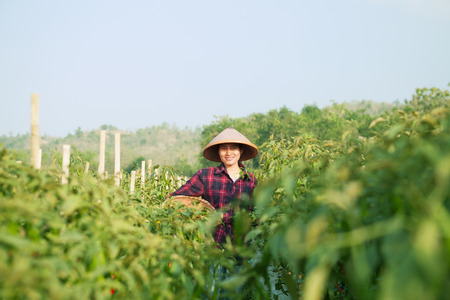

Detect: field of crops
[1,87,449,299]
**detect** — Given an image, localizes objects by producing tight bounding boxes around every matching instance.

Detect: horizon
[1,98,398,138]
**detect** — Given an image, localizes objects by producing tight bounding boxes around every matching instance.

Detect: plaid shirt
[170,162,257,244]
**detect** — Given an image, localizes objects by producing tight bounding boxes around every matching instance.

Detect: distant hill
[339,99,396,116]
[1,123,202,176]
[0,100,396,176]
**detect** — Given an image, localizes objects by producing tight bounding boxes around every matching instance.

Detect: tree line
[0,99,396,176]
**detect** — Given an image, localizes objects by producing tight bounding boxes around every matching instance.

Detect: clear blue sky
[1,0,449,137]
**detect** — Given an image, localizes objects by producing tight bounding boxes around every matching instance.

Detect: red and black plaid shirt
[170,162,257,244]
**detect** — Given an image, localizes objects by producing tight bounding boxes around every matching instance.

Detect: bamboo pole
[141,161,145,187]
[62,145,71,184]
[30,94,40,169]
[130,170,136,194]
[114,132,121,186]
[85,162,90,175]
[98,130,106,177]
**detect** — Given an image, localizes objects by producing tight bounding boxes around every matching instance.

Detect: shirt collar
[215,162,250,180]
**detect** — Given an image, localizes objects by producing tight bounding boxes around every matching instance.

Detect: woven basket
[162,195,216,212]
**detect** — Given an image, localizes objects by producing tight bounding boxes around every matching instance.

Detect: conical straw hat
[202,126,258,162]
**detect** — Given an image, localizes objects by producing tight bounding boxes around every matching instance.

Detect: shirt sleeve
[169,169,204,197]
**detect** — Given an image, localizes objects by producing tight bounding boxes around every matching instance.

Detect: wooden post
[130,170,136,194]
[62,145,71,184]
[177,176,184,187]
[37,149,42,170]
[114,132,121,186]
[147,159,152,174]
[30,94,40,169]
[141,161,145,187]
[85,162,90,175]
[98,130,106,177]
[166,171,169,189]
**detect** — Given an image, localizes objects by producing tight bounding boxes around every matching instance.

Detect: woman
[169,126,258,244]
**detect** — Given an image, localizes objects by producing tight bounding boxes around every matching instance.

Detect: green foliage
[200,103,375,170]
[173,154,200,177]
[0,152,228,300]
[233,87,450,299]
[100,124,118,131]
[124,156,146,174]
[1,87,449,299]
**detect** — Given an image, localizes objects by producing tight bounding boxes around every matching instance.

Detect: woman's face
[218,143,242,168]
